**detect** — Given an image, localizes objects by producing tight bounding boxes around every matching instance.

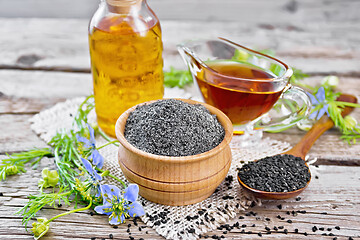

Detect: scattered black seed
[277,215,282,219]
[349,237,354,240]
[319,227,324,231]
[265,217,270,221]
[278,226,284,229]
[247,231,253,234]
[242,224,247,228]
[333,238,337,240]
[91,237,96,240]
[258,232,262,237]
[315,176,319,179]
[58,203,62,207]
[329,233,335,236]
[124,99,225,156]
[139,238,144,240]
[286,211,291,215]
[251,224,256,227]
[220,235,225,238]
[312,226,318,232]
[284,229,288,234]
[129,236,134,240]
[180,231,184,234]
[274,226,278,231]
[335,226,340,230]
[223,231,227,234]
[295,197,301,201]
[188,228,195,233]
[174,220,180,224]
[101,238,105,240]
[322,233,328,236]
[109,234,113,239]
[113,226,118,229]
[281,217,285,220]
[146,231,148,234]
[265,227,270,231]
[322,212,328,215]
[238,154,311,192]
[304,232,308,236]
[295,229,299,233]
[139,227,142,231]
[239,216,244,219]
[128,224,131,228]
[208,204,212,208]
[287,220,292,223]
[90,212,94,216]
[212,235,218,239]
[210,218,215,222]
[328,228,332,231]
[277,204,282,210]
[154,220,161,226]
[245,212,251,216]
[127,229,130,233]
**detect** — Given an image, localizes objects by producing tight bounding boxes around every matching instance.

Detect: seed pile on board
[238,154,311,192]
[124,99,225,157]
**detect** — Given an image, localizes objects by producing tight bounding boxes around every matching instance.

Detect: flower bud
[38,168,59,189]
[31,217,49,239]
[5,165,19,176]
[343,116,357,129]
[321,76,339,88]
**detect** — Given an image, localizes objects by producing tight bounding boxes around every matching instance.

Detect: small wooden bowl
[237,161,311,200]
[115,98,233,206]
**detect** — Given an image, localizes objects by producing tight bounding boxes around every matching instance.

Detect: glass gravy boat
[178,38,311,144]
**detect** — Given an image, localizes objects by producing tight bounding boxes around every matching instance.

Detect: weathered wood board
[1,160,359,239]
[0,18,359,75]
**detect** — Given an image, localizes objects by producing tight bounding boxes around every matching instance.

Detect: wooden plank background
[0,0,360,239]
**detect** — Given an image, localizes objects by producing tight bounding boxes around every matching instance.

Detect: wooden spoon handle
[287,116,334,158]
[285,94,357,159]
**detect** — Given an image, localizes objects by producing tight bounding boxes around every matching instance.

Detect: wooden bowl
[237,160,311,200]
[115,98,233,206]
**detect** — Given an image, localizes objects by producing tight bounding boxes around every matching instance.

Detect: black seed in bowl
[124,99,225,157]
[238,154,311,192]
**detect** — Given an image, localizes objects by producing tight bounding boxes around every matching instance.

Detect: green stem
[96,140,119,150]
[46,200,92,224]
[70,145,83,168]
[79,95,94,109]
[334,101,360,108]
[96,167,126,188]
[98,129,119,147]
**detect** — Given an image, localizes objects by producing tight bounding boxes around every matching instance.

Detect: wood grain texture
[1,160,359,239]
[0,18,359,75]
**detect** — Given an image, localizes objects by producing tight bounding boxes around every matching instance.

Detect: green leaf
[164,67,193,88]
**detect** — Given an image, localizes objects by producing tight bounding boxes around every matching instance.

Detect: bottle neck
[105,0,143,14]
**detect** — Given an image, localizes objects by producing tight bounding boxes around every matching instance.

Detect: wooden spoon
[238,94,357,200]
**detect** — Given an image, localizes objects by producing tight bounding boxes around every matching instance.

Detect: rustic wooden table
[1,0,360,239]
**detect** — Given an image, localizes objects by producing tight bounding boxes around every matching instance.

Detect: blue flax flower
[94,184,145,225]
[81,158,102,197]
[77,124,96,148]
[77,124,104,169]
[306,86,329,120]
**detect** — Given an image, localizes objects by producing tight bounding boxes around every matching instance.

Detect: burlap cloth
[30,89,292,240]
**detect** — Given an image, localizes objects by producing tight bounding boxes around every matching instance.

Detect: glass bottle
[89,0,164,137]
